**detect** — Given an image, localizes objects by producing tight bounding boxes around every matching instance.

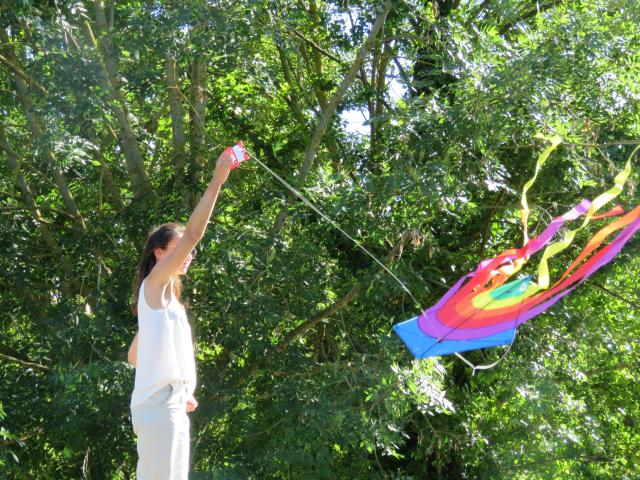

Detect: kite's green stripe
[489,277,532,301]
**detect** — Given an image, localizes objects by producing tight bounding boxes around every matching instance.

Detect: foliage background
[1,0,639,478]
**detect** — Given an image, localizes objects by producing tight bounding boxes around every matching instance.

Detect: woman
[126,150,234,479]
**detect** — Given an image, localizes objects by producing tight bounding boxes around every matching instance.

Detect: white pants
[131,381,191,479]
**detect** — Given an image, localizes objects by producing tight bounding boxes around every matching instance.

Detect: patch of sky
[333,4,410,136]
[341,71,408,136]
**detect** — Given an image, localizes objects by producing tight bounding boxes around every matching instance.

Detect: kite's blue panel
[393,316,515,358]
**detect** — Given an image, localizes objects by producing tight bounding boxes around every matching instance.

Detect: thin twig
[590,281,640,310]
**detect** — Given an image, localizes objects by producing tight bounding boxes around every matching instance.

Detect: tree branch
[0,352,50,372]
[258,1,394,271]
[276,229,419,351]
[297,1,392,184]
[164,54,187,188]
[0,126,95,307]
[229,229,422,387]
[0,427,45,446]
[80,2,152,200]
[0,52,48,95]
[498,0,566,36]
[188,54,207,194]
[291,30,346,66]
[0,29,86,230]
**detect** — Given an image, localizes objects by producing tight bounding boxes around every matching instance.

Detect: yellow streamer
[525,145,636,296]
[520,134,563,245]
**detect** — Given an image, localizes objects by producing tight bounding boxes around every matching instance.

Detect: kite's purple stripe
[421,215,640,340]
[524,198,591,256]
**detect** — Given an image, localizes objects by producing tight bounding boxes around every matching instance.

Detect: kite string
[247,153,421,307]
[169,85,421,307]
[176,85,639,371]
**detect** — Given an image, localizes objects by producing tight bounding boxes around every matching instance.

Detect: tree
[1,0,638,478]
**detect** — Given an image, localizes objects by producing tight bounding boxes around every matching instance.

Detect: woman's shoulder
[139,276,174,312]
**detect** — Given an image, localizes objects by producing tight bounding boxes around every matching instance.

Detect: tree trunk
[250,1,394,284]
[369,39,393,165]
[411,0,461,99]
[272,2,393,238]
[165,54,187,189]
[80,2,152,201]
[189,55,207,192]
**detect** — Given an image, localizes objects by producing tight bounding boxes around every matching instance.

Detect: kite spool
[226,141,249,169]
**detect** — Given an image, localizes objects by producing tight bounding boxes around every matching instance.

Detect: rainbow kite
[394,136,640,359]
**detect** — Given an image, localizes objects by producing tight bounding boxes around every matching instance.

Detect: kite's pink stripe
[418,199,592,338]
[513,213,640,328]
[449,213,638,336]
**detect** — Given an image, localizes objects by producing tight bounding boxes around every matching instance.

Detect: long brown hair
[130,222,186,315]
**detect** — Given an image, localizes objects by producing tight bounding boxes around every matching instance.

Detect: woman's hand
[186,395,198,413]
[212,150,234,186]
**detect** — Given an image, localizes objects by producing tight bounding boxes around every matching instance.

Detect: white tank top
[130,277,197,408]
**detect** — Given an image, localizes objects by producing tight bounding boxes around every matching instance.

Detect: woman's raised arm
[147,151,234,287]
